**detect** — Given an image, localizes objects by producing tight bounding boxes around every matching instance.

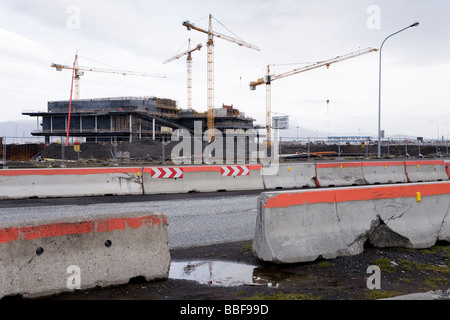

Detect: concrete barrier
[0,167,143,199]
[0,212,170,299]
[315,162,365,187]
[262,163,316,190]
[404,160,449,182]
[143,165,264,194]
[362,161,408,185]
[253,182,450,263]
[445,160,450,179]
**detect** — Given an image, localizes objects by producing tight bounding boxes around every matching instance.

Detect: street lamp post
[377,22,419,158]
[429,121,440,141]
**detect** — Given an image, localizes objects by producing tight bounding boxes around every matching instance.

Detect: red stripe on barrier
[0,167,142,176]
[362,161,405,167]
[20,226,42,240]
[264,182,450,209]
[446,163,450,178]
[0,215,166,244]
[316,162,362,168]
[39,222,95,238]
[96,219,127,233]
[405,160,445,166]
[0,227,19,243]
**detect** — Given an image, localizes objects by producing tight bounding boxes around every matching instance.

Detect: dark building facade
[24,97,257,143]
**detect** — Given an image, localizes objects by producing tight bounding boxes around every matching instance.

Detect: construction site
[1,5,450,306]
[23,97,256,144]
[16,15,383,164]
[0,13,445,168]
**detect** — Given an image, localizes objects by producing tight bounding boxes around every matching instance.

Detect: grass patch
[240,242,253,253]
[413,262,450,274]
[364,290,401,300]
[424,276,449,290]
[421,244,450,255]
[392,247,415,253]
[317,261,334,268]
[245,292,322,300]
[234,290,247,297]
[371,257,396,274]
[399,278,412,284]
[399,260,413,271]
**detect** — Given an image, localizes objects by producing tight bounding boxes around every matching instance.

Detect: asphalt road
[0,191,262,249]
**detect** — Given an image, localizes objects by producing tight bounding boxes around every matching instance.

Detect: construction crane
[163,39,202,110]
[51,52,167,99]
[249,47,378,147]
[52,52,166,146]
[182,14,260,141]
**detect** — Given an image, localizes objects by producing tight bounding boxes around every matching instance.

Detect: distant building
[23,97,257,143]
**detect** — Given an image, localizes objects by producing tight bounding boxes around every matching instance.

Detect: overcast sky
[1,0,449,139]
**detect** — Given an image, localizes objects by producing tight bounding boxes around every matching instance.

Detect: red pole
[66,53,77,147]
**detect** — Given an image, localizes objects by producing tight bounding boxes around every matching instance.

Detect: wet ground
[46,240,449,301]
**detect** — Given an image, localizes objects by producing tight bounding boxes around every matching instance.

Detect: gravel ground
[1,194,448,303]
[39,239,450,301]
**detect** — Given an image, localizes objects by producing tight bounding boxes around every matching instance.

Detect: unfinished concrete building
[24,97,257,143]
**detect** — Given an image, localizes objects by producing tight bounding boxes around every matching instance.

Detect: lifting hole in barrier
[105,240,112,247]
[36,247,44,256]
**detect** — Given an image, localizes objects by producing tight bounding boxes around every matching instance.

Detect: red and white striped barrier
[220,165,250,177]
[143,165,263,194]
[151,167,183,179]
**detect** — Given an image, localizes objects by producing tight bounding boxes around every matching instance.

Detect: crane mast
[183,14,260,141]
[164,39,202,110]
[249,47,378,148]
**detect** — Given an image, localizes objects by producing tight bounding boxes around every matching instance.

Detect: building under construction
[23,96,258,143]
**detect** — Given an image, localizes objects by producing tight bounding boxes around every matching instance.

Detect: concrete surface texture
[404,160,448,182]
[0,167,143,199]
[253,181,450,263]
[362,161,408,184]
[315,162,366,187]
[261,163,317,189]
[0,212,170,299]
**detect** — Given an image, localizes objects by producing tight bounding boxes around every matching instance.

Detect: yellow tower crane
[182,14,260,141]
[249,47,378,148]
[163,39,202,110]
[51,52,167,99]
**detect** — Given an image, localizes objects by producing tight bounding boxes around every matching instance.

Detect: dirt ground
[45,240,449,301]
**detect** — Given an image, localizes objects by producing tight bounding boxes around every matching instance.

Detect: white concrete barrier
[362,161,408,184]
[262,163,316,190]
[445,160,450,179]
[253,182,450,263]
[404,160,449,182]
[0,167,143,199]
[0,212,170,298]
[315,162,365,187]
[143,165,264,194]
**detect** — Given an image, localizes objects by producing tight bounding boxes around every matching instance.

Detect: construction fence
[1,135,450,168]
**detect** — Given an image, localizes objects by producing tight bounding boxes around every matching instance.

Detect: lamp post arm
[377,22,419,158]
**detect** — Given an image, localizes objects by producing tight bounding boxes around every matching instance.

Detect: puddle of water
[169,260,284,287]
